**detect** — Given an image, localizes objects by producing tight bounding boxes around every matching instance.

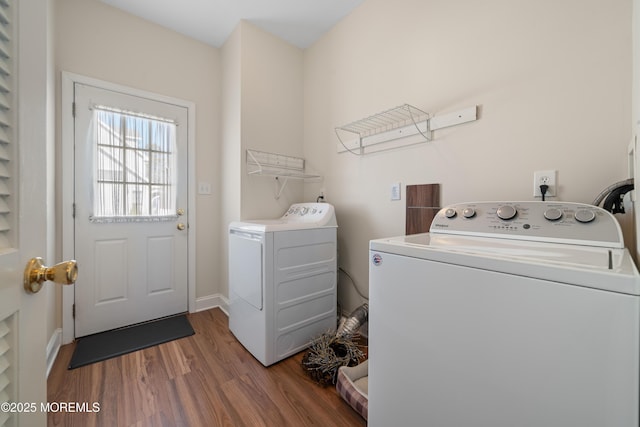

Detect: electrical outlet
[533,170,556,197]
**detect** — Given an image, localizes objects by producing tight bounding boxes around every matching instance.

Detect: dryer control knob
[496,205,517,220]
[462,208,476,218]
[574,209,596,223]
[543,208,563,221]
[444,208,457,219]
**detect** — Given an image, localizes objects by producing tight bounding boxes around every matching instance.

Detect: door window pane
[92,108,177,221]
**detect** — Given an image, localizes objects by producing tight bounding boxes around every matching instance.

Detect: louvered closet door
[0,0,52,425]
[0,0,18,424]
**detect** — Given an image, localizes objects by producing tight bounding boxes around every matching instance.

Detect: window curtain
[90,106,178,223]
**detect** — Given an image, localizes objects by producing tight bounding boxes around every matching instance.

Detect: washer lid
[370,233,640,295]
[229,219,298,232]
[229,203,337,232]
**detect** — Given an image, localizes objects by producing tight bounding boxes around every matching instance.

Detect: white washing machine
[228,203,337,366]
[369,201,640,427]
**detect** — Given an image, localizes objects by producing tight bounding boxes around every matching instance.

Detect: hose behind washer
[592,178,634,209]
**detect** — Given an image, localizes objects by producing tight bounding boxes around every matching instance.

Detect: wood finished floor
[47,308,366,427]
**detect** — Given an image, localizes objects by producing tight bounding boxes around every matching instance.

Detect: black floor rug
[68,314,195,369]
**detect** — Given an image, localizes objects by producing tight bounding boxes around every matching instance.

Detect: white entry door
[73,83,189,337]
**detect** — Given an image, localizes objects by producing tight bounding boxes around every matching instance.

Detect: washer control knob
[574,209,596,223]
[543,208,563,221]
[496,205,517,220]
[444,208,457,219]
[300,207,309,216]
[462,207,476,218]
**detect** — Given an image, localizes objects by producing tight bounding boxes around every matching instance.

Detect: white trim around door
[60,71,197,344]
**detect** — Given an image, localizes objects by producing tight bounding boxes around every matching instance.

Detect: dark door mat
[68,314,195,369]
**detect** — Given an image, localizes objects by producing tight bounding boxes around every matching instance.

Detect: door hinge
[72,303,75,318]
[72,102,76,117]
[72,203,76,218]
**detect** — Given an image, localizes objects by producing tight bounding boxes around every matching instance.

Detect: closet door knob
[24,257,78,294]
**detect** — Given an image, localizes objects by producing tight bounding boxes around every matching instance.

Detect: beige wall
[220,26,243,303]
[304,0,633,312]
[54,2,304,327]
[52,0,634,322]
[239,21,305,219]
[54,0,221,309]
[219,22,305,298]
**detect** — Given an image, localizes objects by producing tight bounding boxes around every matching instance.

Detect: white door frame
[60,71,197,344]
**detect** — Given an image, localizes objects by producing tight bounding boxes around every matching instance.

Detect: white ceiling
[100,0,365,49]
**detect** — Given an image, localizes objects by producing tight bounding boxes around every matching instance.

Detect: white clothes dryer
[228,203,337,366]
[369,201,639,427]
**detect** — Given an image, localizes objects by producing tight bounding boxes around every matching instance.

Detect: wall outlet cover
[533,170,556,197]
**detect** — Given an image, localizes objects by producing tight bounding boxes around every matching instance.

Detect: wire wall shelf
[335,104,431,155]
[337,104,430,137]
[246,149,321,199]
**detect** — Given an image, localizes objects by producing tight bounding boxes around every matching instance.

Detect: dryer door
[229,230,263,310]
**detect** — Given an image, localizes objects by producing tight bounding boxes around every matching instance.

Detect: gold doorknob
[177,223,186,231]
[24,257,78,294]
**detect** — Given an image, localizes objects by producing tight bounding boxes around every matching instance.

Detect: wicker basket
[301,332,365,386]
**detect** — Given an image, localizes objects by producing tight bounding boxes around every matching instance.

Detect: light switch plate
[391,182,401,201]
[198,182,212,195]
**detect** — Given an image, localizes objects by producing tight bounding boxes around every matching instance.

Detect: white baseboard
[194,293,229,316]
[46,328,62,378]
